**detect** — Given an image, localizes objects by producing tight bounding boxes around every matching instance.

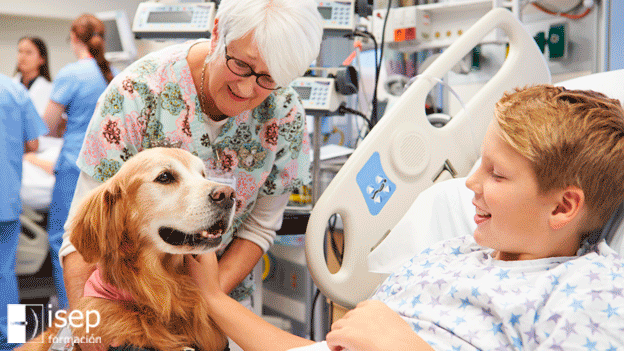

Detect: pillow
[599,203,624,256]
[368,177,476,274]
[368,162,624,275]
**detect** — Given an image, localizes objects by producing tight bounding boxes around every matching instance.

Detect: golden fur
[18,148,236,351]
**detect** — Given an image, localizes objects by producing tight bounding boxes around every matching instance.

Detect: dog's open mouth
[158,219,227,248]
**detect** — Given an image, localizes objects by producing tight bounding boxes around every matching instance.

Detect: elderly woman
[58,1,323,350]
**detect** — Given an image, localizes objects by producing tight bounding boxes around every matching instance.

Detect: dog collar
[84,267,134,302]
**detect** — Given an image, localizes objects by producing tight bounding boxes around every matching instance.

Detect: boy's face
[465,121,574,260]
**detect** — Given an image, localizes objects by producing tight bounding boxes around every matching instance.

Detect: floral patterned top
[76,40,311,300]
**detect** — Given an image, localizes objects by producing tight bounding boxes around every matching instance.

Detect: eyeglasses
[224,46,280,90]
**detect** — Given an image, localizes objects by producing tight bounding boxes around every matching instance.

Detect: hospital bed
[17,136,61,300]
[305,7,624,309]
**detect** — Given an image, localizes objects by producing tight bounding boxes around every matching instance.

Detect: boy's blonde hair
[495,84,624,232]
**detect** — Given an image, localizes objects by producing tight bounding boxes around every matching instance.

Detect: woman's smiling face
[204,31,275,120]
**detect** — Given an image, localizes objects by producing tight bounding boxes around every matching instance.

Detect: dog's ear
[70,179,127,264]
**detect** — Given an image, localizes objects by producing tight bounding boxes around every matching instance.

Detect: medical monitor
[96,10,138,62]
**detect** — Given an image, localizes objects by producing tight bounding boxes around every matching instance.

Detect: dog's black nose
[209,186,236,209]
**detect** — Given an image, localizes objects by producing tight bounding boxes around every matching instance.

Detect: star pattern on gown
[372,236,624,350]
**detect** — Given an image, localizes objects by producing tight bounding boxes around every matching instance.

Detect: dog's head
[70,147,236,264]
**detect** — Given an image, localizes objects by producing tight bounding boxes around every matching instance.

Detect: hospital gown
[373,235,624,350]
[292,235,624,351]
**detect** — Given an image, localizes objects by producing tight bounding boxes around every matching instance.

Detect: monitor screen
[102,19,123,54]
[294,86,312,100]
[147,11,194,24]
[96,10,137,62]
[318,6,333,20]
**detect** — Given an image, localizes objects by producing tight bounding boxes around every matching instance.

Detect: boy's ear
[549,186,585,230]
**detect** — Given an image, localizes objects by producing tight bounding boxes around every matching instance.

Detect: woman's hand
[325,300,433,351]
[185,252,224,298]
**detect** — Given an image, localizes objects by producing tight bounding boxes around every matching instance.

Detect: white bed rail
[305,8,551,309]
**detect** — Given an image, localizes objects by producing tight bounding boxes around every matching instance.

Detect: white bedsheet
[367,177,476,275]
[21,136,62,211]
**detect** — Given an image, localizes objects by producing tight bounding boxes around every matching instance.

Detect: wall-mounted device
[317,0,356,36]
[96,10,138,62]
[291,78,344,114]
[132,1,216,40]
[526,20,568,60]
[372,0,507,51]
[290,67,357,115]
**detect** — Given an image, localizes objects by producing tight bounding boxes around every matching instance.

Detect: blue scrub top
[51,58,115,171]
[0,74,48,221]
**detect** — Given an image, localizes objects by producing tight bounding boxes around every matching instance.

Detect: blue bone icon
[357,152,396,216]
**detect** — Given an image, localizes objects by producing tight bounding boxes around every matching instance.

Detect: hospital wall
[0,0,145,78]
[440,2,623,116]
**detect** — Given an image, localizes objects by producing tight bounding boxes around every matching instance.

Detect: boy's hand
[326,300,434,351]
[185,252,223,298]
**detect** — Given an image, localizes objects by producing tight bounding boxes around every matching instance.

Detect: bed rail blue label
[356,152,396,216]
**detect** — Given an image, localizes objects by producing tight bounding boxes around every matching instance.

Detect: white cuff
[236,193,290,252]
[58,171,101,267]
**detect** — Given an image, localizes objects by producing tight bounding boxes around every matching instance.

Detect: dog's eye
[155,171,175,184]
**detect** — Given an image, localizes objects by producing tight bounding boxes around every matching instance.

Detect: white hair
[209,0,324,88]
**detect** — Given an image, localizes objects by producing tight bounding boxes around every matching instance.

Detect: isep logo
[7,304,45,343]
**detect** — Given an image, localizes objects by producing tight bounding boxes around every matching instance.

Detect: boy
[188,85,624,350]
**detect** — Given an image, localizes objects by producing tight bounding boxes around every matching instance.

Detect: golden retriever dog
[18,147,235,351]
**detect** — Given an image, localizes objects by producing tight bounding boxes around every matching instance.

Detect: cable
[309,288,322,340]
[310,212,333,340]
[406,74,467,112]
[328,127,345,146]
[371,0,393,126]
[347,29,377,118]
[338,103,374,132]
[530,1,592,19]
[351,38,372,116]
[327,213,343,266]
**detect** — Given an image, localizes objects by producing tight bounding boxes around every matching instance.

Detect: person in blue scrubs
[42,13,116,310]
[0,73,47,350]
